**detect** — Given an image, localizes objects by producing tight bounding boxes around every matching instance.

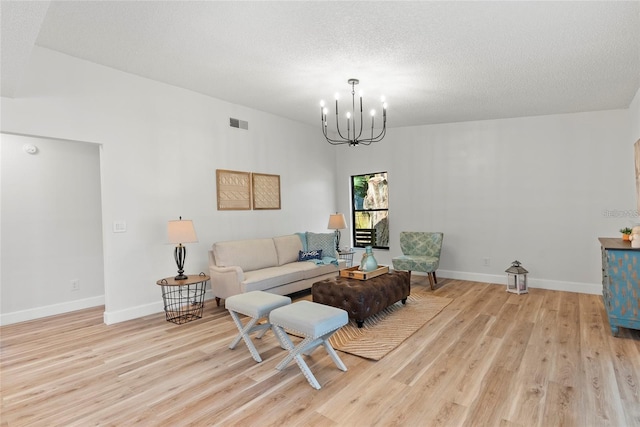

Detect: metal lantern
[505,260,528,294]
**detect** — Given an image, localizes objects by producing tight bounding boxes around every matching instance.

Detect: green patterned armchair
[392,232,443,290]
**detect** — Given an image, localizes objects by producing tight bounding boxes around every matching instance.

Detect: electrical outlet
[483,258,491,267]
[71,279,80,292]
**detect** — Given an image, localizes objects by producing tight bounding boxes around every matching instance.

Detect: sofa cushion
[273,235,303,266]
[298,249,323,261]
[242,264,306,292]
[302,262,338,279]
[306,232,337,259]
[213,238,278,272]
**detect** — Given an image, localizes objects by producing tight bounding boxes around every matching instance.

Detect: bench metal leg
[272,326,346,390]
[228,310,272,363]
[323,338,347,372]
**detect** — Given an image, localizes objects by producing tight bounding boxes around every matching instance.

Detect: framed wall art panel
[216,169,251,210]
[252,173,281,210]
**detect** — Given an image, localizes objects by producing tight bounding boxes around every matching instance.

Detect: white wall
[630,88,640,218]
[1,134,104,323]
[1,46,638,324]
[336,109,636,294]
[1,47,338,324]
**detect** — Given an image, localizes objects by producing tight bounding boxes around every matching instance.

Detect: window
[351,172,389,249]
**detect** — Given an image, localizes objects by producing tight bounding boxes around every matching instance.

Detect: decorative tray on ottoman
[339,265,389,280]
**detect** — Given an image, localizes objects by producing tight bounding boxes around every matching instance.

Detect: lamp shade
[327,213,347,230]
[167,219,198,244]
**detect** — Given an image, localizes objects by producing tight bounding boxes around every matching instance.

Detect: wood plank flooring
[2,278,640,426]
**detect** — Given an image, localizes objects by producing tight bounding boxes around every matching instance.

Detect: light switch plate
[113,221,127,233]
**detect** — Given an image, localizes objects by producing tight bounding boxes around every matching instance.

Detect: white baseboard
[103,300,164,325]
[103,289,218,325]
[436,270,602,295]
[3,275,602,327]
[0,295,105,326]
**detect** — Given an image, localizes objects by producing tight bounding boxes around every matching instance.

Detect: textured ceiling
[2,1,639,129]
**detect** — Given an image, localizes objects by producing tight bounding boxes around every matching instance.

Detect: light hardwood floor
[2,277,640,426]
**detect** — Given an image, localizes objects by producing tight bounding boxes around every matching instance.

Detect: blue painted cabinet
[599,238,640,336]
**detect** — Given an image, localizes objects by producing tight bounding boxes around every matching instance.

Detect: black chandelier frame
[320,79,387,146]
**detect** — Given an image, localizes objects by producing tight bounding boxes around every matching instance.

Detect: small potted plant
[620,227,632,241]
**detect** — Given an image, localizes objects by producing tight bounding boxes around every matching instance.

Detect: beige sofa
[208,233,344,306]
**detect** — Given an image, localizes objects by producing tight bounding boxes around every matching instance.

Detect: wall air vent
[229,118,249,130]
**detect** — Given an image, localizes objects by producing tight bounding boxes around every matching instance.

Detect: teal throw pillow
[306,232,336,259]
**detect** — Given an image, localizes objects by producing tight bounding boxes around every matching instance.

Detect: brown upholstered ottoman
[312,270,411,327]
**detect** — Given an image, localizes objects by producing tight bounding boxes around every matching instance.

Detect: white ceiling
[2,1,639,129]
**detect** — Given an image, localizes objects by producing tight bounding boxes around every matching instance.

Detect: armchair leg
[433,271,438,284]
[428,274,435,290]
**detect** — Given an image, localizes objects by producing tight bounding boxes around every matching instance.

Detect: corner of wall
[630,87,640,142]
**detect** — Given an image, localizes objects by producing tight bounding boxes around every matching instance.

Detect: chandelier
[320,79,387,146]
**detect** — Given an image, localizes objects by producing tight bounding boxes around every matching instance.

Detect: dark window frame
[350,171,389,250]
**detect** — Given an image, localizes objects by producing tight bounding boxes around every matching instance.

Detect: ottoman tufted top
[311,270,411,325]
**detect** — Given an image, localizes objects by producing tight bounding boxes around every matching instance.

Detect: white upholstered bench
[226,291,291,363]
[269,300,348,389]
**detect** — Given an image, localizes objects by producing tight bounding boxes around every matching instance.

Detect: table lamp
[327,213,347,251]
[167,217,198,280]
